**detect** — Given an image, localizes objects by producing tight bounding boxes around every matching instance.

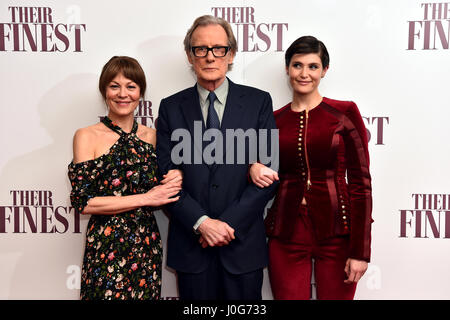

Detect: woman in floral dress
[68,56,182,300]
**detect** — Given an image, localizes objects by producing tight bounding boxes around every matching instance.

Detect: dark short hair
[98,56,146,100]
[285,36,330,68]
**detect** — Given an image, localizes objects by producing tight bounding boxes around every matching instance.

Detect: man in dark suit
[156,15,279,300]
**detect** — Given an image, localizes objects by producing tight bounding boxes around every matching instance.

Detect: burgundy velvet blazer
[265,97,373,262]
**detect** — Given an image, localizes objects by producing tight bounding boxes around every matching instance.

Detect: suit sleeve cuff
[193,215,209,234]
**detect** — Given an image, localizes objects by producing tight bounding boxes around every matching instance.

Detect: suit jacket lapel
[179,85,206,166]
[180,84,205,133]
[221,79,244,155]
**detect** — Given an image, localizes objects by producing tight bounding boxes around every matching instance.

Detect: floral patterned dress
[68,116,162,300]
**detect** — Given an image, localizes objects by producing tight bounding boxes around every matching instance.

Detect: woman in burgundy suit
[250,36,373,300]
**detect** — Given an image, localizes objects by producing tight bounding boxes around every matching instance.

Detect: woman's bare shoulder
[137,125,156,146]
[72,123,106,163]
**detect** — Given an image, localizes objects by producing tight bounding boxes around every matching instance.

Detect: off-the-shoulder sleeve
[68,160,100,214]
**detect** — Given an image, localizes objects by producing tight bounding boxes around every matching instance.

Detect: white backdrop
[1,0,449,300]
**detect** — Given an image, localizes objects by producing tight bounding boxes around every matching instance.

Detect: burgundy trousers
[268,205,357,300]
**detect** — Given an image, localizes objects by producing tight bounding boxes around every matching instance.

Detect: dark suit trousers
[268,205,357,300]
[177,250,263,300]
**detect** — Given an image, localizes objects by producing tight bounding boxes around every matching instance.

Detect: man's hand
[197,218,235,247]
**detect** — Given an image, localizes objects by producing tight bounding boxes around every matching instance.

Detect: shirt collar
[197,78,229,105]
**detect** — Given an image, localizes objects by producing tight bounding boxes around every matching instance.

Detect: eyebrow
[110,80,137,85]
[292,61,320,65]
[193,44,228,47]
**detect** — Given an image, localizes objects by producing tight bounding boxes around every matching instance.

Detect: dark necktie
[206,91,220,129]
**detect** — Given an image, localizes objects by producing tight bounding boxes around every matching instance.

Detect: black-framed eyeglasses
[191,46,230,57]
